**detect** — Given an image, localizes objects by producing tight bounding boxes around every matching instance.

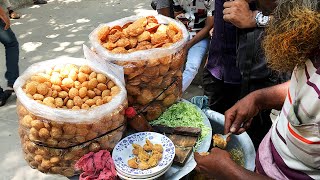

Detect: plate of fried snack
[112,132,175,179]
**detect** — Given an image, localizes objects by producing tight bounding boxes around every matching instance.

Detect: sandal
[9,10,21,19]
[0,90,12,107]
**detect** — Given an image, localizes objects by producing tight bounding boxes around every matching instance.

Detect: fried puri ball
[116,38,130,48]
[162,94,177,107]
[108,30,123,43]
[146,104,163,121]
[128,157,139,169]
[103,41,117,50]
[136,41,152,50]
[111,47,127,54]
[129,37,138,48]
[136,89,153,105]
[137,31,151,42]
[126,85,140,96]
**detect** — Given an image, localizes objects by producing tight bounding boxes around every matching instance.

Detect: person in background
[195,0,320,179]
[0,6,19,106]
[152,0,214,92]
[203,0,241,114]
[218,0,289,149]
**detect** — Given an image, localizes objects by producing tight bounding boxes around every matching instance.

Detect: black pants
[203,68,241,114]
[0,20,19,87]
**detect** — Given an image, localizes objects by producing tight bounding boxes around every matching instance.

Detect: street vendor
[152,0,214,92]
[194,0,320,179]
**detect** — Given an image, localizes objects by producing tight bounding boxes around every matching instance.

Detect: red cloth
[75,150,117,180]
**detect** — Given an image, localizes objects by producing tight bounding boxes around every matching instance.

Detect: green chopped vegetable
[150,102,211,149]
[230,148,245,167]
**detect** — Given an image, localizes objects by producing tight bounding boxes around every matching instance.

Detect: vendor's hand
[224,93,260,134]
[223,0,256,29]
[194,148,233,178]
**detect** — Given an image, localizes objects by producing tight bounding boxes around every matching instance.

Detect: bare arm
[224,81,290,134]
[254,81,289,110]
[0,6,10,30]
[186,16,214,50]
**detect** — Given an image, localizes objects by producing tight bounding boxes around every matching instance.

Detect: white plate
[116,159,172,179]
[117,162,172,180]
[112,132,175,179]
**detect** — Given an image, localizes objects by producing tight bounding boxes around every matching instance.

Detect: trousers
[0,20,19,87]
[182,38,209,92]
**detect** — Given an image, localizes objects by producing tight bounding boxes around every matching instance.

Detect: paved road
[0,0,202,179]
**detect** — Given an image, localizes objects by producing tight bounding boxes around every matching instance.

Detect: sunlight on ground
[74,41,85,45]
[53,23,75,30]
[57,0,82,4]
[64,46,82,53]
[0,150,23,172]
[66,34,76,37]
[19,32,32,39]
[48,18,56,25]
[29,5,41,9]
[46,34,60,39]
[11,22,23,26]
[104,0,120,5]
[21,42,43,52]
[30,55,44,62]
[28,18,38,22]
[76,18,91,23]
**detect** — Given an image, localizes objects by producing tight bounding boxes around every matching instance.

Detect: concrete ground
[0,0,203,179]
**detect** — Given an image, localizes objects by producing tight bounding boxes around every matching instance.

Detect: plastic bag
[14,45,127,148]
[89,14,189,61]
[89,14,188,123]
[20,125,126,177]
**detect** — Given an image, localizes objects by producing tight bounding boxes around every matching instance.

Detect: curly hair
[262,0,320,72]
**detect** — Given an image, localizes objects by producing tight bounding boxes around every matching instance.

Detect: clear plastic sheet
[20,125,126,177]
[89,14,189,123]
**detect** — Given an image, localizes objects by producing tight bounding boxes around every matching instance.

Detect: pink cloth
[75,150,117,180]
[256,129,288,180]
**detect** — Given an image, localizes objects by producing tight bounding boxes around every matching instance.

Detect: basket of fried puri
[89,14,189,131]
[14,57,127,177]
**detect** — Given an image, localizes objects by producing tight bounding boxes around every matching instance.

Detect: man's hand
[224,92,260,134]
[223,0,256,29]
[195,148,273,180]
[194,148,233,178]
